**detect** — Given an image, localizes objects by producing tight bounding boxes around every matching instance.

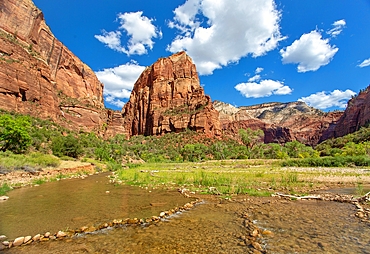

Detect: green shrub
[0,114,32,153]
[51,134,83,158]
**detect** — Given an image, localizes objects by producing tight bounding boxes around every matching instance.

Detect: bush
[0,114,32,153]
[51,134,83,158]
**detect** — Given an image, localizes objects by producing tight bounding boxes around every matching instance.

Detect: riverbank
[0,160,100,191]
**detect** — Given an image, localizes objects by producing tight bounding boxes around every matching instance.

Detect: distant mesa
[213,100,343,146]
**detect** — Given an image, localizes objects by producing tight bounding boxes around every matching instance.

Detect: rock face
[122,51,221,137]
[0,0,111,133]
[334,86,370,137]
[214,101,343,145]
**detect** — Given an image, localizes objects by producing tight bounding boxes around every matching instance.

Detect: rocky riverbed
[2,194,370,253]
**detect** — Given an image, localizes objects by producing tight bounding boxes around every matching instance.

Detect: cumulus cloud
[235,79,292,98]
[95,61,145,108]
[167,0,285,75]
[95,11,160,56]
[280,30,338,72]
[298,89,356,109]
[358,58,370,68]
[327,19,346,37]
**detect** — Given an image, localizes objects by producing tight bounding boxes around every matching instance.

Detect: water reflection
[0,172,191,239]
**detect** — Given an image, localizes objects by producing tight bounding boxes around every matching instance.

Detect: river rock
[262,230,274,237]
[127,218,139,224]
[24,236,32,243]
[0,196,9,201]
[56,231,67,238]
[251,229,259,237]
[85,226,96,233]
[2,241,9,246]
[251,241,263,251]
[13,236,25,246]
[32,234,41,241]
[159,212,166,217]
[356,211,365,218]
[0,235,6,241]
[80,226,88,232]
[40,237,49,242]
[44,232,51,238]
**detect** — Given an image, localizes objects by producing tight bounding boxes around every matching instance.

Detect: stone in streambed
[251,241,263,251]
[127,218,139,224]
[56,231,67,238]
[24,236,32,244]
[12,236,25,246]
[262,230,274,237]
[32,234,41,241]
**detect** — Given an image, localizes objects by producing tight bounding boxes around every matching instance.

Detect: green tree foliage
[181,143,208,162]
[238,128,264,149]
[284,141,318,158]
[51,134,83,158]
[0,114,32,153]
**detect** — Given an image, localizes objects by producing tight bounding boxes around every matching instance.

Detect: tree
[0,114,32,153]
[181,143,208,162]
[238,128,264,149]
[51,134,83,158]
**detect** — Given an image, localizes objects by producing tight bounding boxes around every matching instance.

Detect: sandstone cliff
[214,101,343,145]
[334,85,370,137]
[122,51,221,137]
[0,0,112,133]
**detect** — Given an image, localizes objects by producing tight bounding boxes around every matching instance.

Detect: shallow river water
[1,173,370,253]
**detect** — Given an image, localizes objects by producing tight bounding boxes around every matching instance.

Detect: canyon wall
[0,0,110,133]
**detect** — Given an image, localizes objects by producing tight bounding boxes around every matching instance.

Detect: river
[1,172,370,253]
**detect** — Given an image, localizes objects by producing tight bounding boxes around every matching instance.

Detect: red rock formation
[0,0,110,133]
[334,86,370,137]
[122,51,221,137]
[214,101,343,146]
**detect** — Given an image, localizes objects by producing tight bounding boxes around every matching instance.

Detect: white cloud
[96,61,145,108]
[95,11,160,56]
[235,79,292,98]
[255,67,264,74]
[280,30,338,72]
[167,0,285,75]
[94,31,122,52]
[358,58,370,68]
[327,19,346,37]
[298,89,356,109]
[248,75,261,82]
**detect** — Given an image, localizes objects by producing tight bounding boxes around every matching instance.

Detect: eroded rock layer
[214,101,343,146]
[122,51,221,137]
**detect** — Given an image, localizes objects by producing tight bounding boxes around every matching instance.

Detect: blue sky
[33,0,370,111]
